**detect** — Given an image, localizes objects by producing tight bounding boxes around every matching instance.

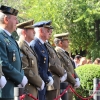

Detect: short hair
[0,12,11,24]
[54,38,61,46]
[74,55,82,59]
[16,28,23,36]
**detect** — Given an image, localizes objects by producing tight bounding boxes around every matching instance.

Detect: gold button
[44,58,46,60]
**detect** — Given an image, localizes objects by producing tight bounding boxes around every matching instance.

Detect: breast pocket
[28,53,36,68]
[7,47,17,62]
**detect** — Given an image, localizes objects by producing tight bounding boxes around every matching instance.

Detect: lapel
[35,38,48,53]
[24,41,33,53]
[24,41,38,59]
[45,42,58,55]
[45,42,52,49]
[0,29,18,48]
[56,46,69,58]
[57,47,72,62]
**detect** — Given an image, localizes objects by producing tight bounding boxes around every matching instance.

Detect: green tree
[1,0,100,60]
[65,0,100,60]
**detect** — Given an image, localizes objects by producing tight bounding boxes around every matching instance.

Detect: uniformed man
[30,21,54,100]
[54,33,80,100]
[43,23,67,100]
[0,5,28,99]
[17,20,45,100]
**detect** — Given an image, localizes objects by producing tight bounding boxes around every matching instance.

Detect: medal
[13,51,16,61]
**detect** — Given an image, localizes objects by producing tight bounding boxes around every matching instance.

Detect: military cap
[17,20,34,29]
[54,33,69,40]
[33,20,53,29]
[0,5,18,16]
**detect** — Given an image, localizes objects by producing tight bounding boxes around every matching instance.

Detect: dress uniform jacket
[55,46,78,86]
[18,39,43,99]
[0,60,4,78]
[0,29,24,98]
[45,42,65,90]
[30,38,52,95]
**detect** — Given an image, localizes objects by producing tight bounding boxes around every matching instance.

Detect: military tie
[44,42,50,54]
[65,51,75,69]
[30,46,38,59]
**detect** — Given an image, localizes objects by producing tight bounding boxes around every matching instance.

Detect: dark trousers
[0,98,13,100]
[38,87,46,100]
[46,89,60,100]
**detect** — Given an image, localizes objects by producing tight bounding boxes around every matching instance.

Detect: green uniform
[0,29,24,99]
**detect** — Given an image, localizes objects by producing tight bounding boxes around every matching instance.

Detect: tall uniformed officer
[17,20,45,100]
[54,33,80,100]
[0,5,28,99]
[30,21,54,100]
[44,24,67,100]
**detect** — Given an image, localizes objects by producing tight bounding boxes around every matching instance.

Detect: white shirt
[36,37,45,44]
[25,40,30,46]
[0,28,11,36]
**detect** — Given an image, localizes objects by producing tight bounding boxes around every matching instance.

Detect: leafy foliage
[1,0,100,59]
[75,64,100,99]
[65,0,100,60]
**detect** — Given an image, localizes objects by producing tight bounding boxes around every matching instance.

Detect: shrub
[74,64,100,100]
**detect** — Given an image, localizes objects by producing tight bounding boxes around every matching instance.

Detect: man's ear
[22,30,26,36]
[40,28,43,33]
[59,40,62,45]
[4,16,9,24]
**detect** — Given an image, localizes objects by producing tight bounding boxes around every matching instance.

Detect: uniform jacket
[0,29,24,98]
[45,42,65,90]
[30,38,52,84]
[0,60,4,77]
[18,39,43,98]
[55,46,78,86]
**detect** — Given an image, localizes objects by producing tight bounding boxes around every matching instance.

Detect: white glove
[18,76,28,88]
[0,76,7,88]
[60,73,67,83]
[74,78,80,88]
[47,76,54,86]
[18,84,22,88]
[37,80,45,91]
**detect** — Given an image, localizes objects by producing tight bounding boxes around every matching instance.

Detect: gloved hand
[74,78,80,88]
[18,84,22,88]
[37,80,45,91]
[18,76,28,88]
[60,73,67,83]
[0,76,7,88]
[47,76,54,86]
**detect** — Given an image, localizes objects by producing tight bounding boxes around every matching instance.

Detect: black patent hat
[0,5,18,16]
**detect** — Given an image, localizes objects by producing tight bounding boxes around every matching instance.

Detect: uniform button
[44,58,46,60]
[29,83,30,85]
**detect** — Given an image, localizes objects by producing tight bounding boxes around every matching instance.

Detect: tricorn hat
[17,20,34,29]
[0,5,18,16]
